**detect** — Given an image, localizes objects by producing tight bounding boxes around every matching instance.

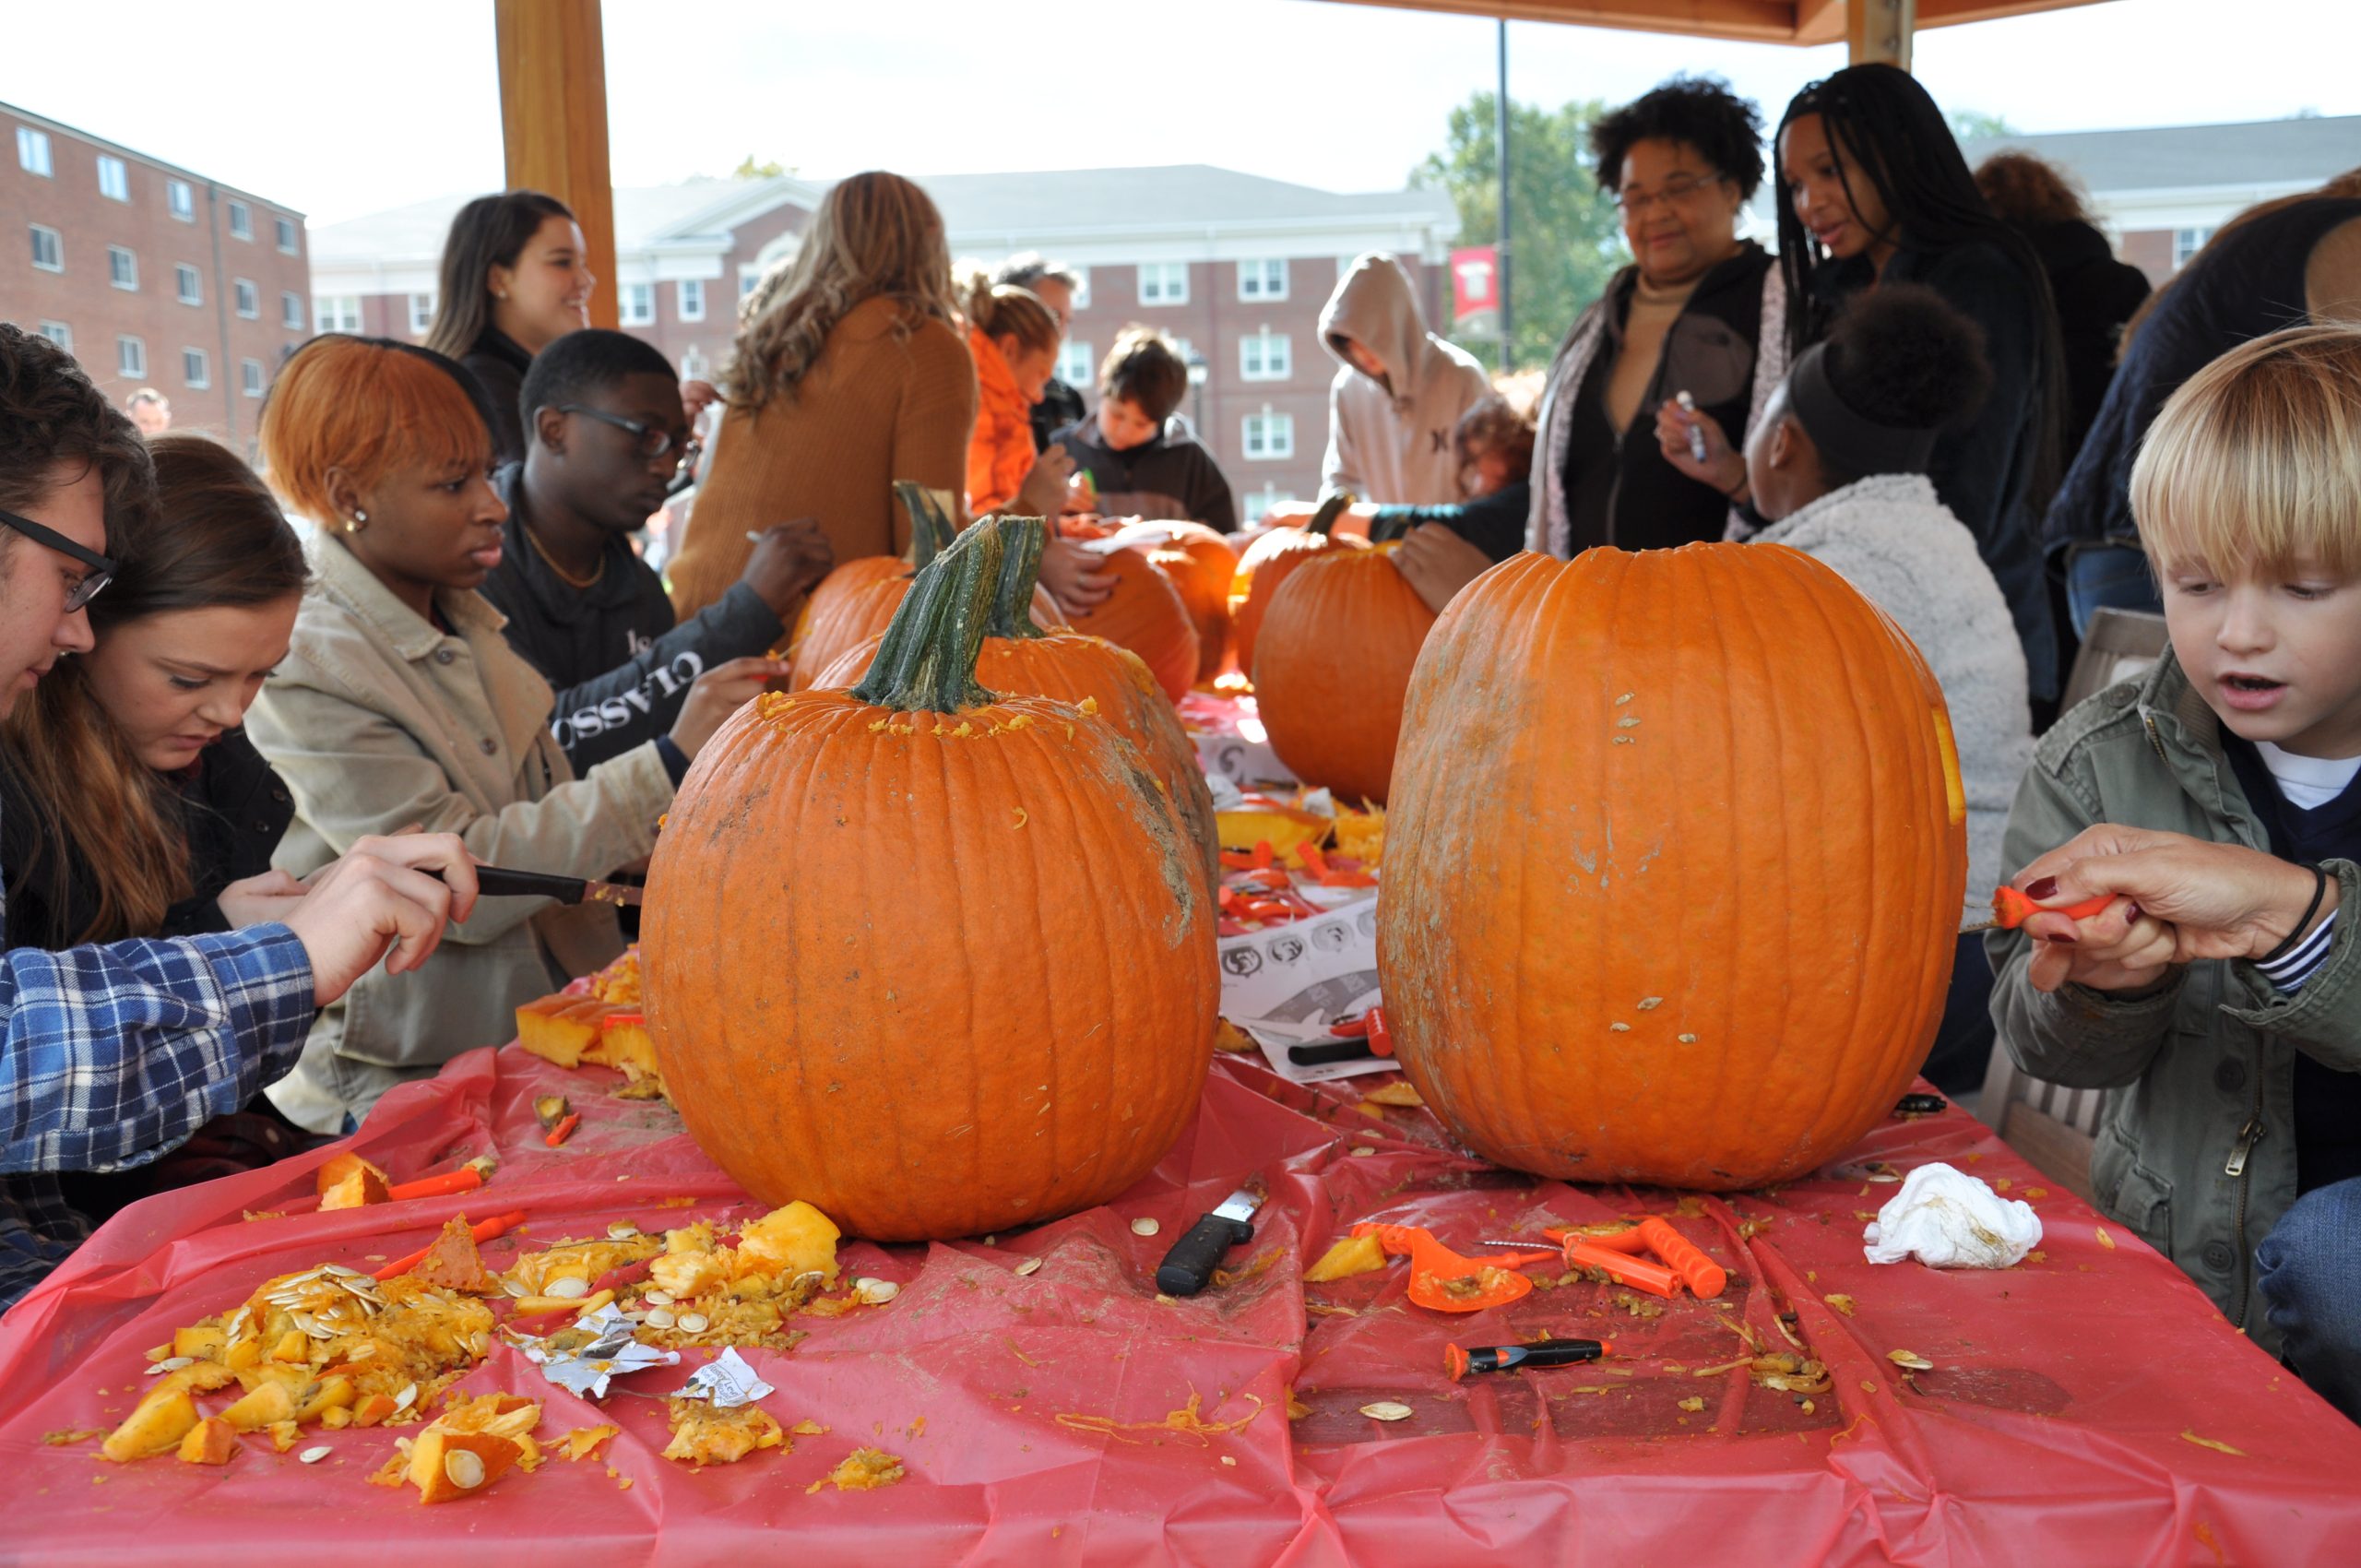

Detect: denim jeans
[2065,543,2163,640]
[2257,1176,2361,1424]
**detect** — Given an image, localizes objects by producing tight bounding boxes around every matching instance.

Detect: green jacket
[1987,647,2361,1352]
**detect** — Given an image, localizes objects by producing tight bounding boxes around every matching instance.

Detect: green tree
[1945,109,2016,144]
[1413,91,1626,373]
[732,155,791,181]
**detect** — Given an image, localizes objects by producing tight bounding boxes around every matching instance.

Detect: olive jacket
[245,535,673,1132]
[1986,647,2361,1350]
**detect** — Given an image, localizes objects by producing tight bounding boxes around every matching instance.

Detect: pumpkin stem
[984,517,1051,641]
[892,481,960,571]
[850,516,1006,714]
[1306,490,1355,538]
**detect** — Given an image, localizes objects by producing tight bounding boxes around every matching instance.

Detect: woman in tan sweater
[663,172,977,620]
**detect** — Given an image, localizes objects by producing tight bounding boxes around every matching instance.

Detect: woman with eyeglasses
[242,335,763,1133]
[478,328,832,773]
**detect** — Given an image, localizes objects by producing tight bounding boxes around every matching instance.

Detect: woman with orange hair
[245,335,775,1131]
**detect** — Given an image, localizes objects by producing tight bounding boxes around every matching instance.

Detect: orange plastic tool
[1962,885,2117,934]
[1634,1217,1726,1299]
[1542,1227,1680,1297]
[1351,1223,1559,1313]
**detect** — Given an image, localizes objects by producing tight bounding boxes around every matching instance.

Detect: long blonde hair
[727,172,957,409]
[955,267,1059,359]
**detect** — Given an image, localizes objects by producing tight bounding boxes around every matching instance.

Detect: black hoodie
[479,463,784,770]
[1052,413,1239,533]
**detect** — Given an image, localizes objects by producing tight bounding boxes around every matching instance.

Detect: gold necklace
[524,523,604,590]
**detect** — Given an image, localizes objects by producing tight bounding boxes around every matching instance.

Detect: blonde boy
[1987,325,2361,1416]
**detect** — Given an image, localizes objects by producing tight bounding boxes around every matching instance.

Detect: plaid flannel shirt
[1,814,315,1309]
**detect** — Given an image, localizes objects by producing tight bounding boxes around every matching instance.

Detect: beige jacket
[246,536,673,1131]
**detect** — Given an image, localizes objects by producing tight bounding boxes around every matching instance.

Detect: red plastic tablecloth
[4,1046,2357,1566]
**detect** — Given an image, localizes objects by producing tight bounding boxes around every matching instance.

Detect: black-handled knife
[1287,1039,1376,1067]
[437,865,642,907]
[1154,1184,1264,1297]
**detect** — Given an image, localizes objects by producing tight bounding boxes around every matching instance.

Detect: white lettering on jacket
[550,651,705,747]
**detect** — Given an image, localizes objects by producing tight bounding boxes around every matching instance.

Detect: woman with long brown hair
[2,434,310,950]
[423,190,596,465]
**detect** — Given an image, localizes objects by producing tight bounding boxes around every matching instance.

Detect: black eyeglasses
[0,506,114,612]
[558,404,694,468]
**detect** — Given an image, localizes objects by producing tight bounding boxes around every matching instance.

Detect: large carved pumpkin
[1113,520,1237,681]
[1068,540,1199,703]
[643,520,1216,1240]
[1230,496,1363,677]
[813,518,1221,894]
[1377,544,1965,1190]
[1251,547,1436,805]
[785,482,955,691]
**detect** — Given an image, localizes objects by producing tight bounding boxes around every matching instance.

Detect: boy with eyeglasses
[479,329,835,770]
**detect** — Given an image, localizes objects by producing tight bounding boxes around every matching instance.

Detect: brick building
[1961,113,2361,284]
[0,101,308,445]
[308,167,1459,509]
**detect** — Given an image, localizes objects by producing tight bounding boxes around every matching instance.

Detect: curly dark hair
[0,322,156,552]
[1973,151,2091,228]
[1816,283,1993,484]
[1589,75,1765,200]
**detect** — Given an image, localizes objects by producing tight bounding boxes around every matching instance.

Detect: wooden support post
[1847,0,1917,66]
[494,0,619,329]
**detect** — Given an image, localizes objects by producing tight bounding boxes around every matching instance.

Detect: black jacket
[2046,196,2361,559]
[1031,377,1087,457]
[1052,413,1239,533]
[479,464,785,771]
[0,730,291,951]
[461,327,535,469]
[1370,481,1530,564]
[1813,239,2058,701]
[2018,219,2150,459]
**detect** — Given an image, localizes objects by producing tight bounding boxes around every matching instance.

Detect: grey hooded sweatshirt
[1317,254,1491,507]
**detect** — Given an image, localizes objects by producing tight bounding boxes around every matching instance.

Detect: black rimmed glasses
[0,506,114,612]
[558,404,695,469]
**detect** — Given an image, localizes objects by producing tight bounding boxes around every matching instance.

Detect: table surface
[3,1044,2355,1567]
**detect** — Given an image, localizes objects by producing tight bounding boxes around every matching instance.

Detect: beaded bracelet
[2258,863,2330,966]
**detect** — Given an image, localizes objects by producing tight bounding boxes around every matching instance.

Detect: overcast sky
[3,0,2355,225]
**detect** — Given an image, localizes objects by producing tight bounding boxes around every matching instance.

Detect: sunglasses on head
[0,506,115,612]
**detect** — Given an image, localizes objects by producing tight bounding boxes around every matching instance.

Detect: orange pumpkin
[1113,520,1237,681]
[1230,496,1364,678]
[641,519,1216,1240]
[813,519,1221,893]
[1066,540,1200,702]
[784,482,955,691]
[1251,547,1436,805]
[1376,544,1966,1190]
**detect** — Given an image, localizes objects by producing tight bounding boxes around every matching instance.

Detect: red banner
[1450,245,1499,323]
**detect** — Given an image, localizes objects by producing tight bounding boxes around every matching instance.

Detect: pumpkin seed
[1886,1349,1934,1372]
[443,1449,486,1490]
[1678,1033,1698,1044]
[677,1313,709,1333]
[1130,1218,1161,1237]
[642,1289,674,1306]
[393,1383,418,1413]
[853,1277,899,1305]
[545,1277,592,1300]
[502,1278,530,1298]
[644,1308,677,1329]
[1636,997,1663,1011]
[1349,1146,1376,1157]
[1608,1022,1631,1032]
[299,1445,332,1465]
[1014,1258,1044,1277]
[607,1222,639,1240]
[322,1265,366,1279]
[347,1345,377,1360]
[1358,1401,1414,1422]
[143,1357,194,1375]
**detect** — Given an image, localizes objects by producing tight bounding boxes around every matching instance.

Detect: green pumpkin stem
[850,517,1005,714]
[1306,490,1355,538]
[892,481,959,572]
[984,517,1050,641]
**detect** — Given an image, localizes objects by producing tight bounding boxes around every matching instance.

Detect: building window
[1138,261,1188,306]
[175,264,202,305]
[1238,258,1288,302]
[235,279,258,319]
[1241,409,1295,461]
[30,224,62,272]
[182,348,209,389]
[314,295,361,333]
[408,292,435,335]
[17,126,51,176]
[226,200,251,240]
[681,344,710,382]
[1055,340,1094,387]
[677,279,705,322]
[620,283,655,326]
[1240,329,1291,382]
[97,154,129,202]
[275,217,298,255]
[38,322,71,352]
[1239,484,1295,521]
[281,290,303,329]
[108,245,138,291]
[117,336,146,378]
[242,358,266,398]
[2174,227,2215,268]
[168,179,194,221]
[1069,266,1091,310]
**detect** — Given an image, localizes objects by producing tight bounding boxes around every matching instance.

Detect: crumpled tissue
[1862,1161,2043,1268]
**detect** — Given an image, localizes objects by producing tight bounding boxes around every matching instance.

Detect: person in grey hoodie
[1725,285,2033,1094]
[1317,254,1490,506]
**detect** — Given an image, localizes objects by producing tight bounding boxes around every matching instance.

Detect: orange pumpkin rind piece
[410,1430,522,1503]
[661,1400,785,1467]
[515,995,610,1069]
[318,1164,391,1211]
[175,1415,238,1467]
[101,1387,199,1462]
[413,1214,504,1295]
[734,1200,841,1284]
[314,1151,389,1197]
